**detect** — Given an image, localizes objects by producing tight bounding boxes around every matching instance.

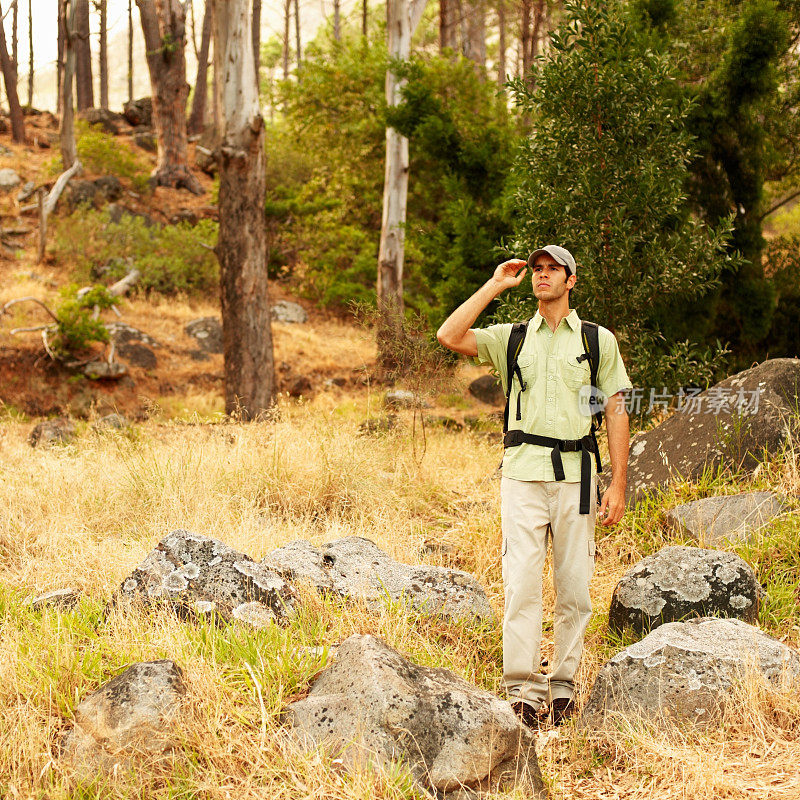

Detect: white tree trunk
[377,0,427,334]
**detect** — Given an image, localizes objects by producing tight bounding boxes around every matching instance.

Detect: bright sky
[17,0,359,110]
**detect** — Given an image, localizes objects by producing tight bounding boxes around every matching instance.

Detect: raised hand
[491,259,528,292]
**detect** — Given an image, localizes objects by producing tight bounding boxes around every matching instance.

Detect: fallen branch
[38,160,82,264]
[1,296,59,321]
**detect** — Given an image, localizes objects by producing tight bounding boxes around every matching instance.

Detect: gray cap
[527,245,577,276]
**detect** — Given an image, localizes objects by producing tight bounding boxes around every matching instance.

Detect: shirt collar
[532,308,580,332]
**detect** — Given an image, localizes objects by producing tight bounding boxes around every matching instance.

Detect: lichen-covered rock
[384,389,430,409]
[285,634,545,797]
[609,545,761,637]
[271,300,308,324]
[28,417,76,447]
[60,660,185,774]
[185,317,223,354]
[665,491,789,546]
[583,618,800,727]
[264,536,494,623]
[115,530,297,627]
[603,359,800,503]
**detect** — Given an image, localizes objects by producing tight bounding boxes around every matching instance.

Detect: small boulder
[29,417,76,447]
[123,97,153,127]
[60,660,186,774]
[17,180,35,202]
[108,322,160,349]
[132,130,157,152]
[468,374,503,406]
[271,300,308,324]
[608,545,761,638]
[78,107,125,135]
[83,360,128,380]
[384,389,431,409]
[115,529,297,627]
[185,317,223,354]
[94,175,123,202]
[264,536,495,623]
[583,618,800,727]
[28,587,81,611]
[358,415,399,435]
[119,342,157,369]
[288,375,313,398]
[107,203,157,228]
[93,413,128,431]
[285,634,544,797]
[0,167,22,192]
[424,414,464,431]
[665,491,790,546]
[67,179,97,207]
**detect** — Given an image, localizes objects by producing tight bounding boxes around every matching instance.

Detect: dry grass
[1,381,799,798]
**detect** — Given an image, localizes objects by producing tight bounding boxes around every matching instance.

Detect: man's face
[531,257,575,300]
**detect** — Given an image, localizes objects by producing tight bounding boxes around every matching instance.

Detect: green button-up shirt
[474,308,632,482]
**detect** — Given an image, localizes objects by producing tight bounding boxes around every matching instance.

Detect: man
[436,245,632,727]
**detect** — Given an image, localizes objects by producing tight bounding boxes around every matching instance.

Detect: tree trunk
[188,0,212,135]
[252,0,261,76]
[333,0,340,41]
[213,0,273,419]
[497,2,505,85]
[293,0,301,73]
[27,0,32,106]
[439,0,457,52]
[74,0,93,109]
[362,0,367,35]
[127,0,133,102]
[521,0,531,79]
[0,2,24,142]
[57,0,65,112]
[377,0,427,358]
[60,0,77,165]
[136,0,203,193]
[98,0,108,108]
[526,0,544,86]
[11,0,17,72]
[464,0,485,66]
[188,0,198,58]
[282,0,290,78]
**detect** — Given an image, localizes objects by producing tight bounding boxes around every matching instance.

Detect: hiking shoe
[549,697,576,726]
[511,700,545,730]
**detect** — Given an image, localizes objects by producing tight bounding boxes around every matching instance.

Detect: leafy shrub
[52,285,119,356]
[51,209,219,296]
[46,121,150,191]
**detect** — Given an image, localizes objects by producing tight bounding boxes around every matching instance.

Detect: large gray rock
[610,359,800,503]
[264,536,494,623]
[285,634,544,797]
[60,660,185,774]
[384,389,431,409]
[608,545,761,637]
[0,167,21,191]
[468,375,504,406]
[116,530,297,627]
[28,587,81,611]
[665,491,790,546]
[185,317,223,354]
[271,299,308,324]
[28,417,76,447]
[583,618,800,727]
[78,107,126,135]
[123,97,153,127]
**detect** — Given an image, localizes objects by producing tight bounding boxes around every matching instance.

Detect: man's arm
[436,259,528,356]
[598,391,629,526]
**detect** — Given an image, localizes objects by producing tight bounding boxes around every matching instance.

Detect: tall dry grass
[1,396,798,799]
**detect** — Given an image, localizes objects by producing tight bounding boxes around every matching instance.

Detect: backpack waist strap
[503,431,602,515]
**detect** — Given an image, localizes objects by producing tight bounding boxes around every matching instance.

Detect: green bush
[46,121,150,191]
[52,284,119,356]
[51,209,219,296]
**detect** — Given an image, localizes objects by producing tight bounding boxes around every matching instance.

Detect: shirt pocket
[562,353,591,391]
[516,352,537,382]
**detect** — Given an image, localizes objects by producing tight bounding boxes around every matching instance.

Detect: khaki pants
[500,475,597,708]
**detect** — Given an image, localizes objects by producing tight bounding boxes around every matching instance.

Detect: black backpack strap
[503,321,529,434]
[580,321,604,501]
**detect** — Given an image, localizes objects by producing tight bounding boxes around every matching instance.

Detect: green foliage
[51,208,219,296]
[636,0,796,364]
[264,21,518,321]
[498,0,734,393]
[52,284,119,356]
[47,121,150,190]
